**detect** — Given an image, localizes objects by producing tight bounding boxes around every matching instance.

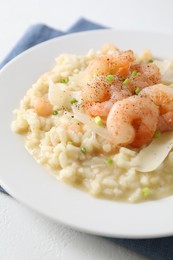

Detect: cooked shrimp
[82,75,132,118]
[84,87,132,118]
[34,97,53,117]
[110,50,135,77]
[127,63,161,93]
[140,63,161,84]
[86,56,111,78]
[139,84,173,133]
[84,100,113,118]
[82,76,114,103]
[86,50,135,78]
[139,84,173,114]
[107,96,159,148]
[157,111,173,132]
[111,87,132,103]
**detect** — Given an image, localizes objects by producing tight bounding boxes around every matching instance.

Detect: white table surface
[0,0,172,259]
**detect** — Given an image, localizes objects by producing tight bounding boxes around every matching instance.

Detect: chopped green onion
[123,78,129,86]
[154,130,161,138]
[141,187,150,198]
[80,147,87,153]
[131,70,138,77]
[148,59,153,63]
[105,157,114,164]
[67,141,73,145]
[94,116,103,126]
[162,81,173,86]
[52,110,58,115]
[106,75,114,82]
[60,78,69,83]
[135,87,140,95]
[70,98,78,104]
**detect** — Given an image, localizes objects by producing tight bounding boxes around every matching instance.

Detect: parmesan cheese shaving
[131,132,173,172]
[48,79,82,108]
[72,106,110,140]
[154,60,173,82]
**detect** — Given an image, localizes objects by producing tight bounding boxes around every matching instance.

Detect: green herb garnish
[162,81,173,86]
[60,78,69,84]
[123,78,129,86]
[80,147,87,153]
[105,158,114,164]
[154,130,161,138]
[141,187,150,198]
[106,75,114,82]
[94,116,103,126]
[135,87,140,95]
[67,141,74,145]
[131,70,138,77]
[52,110,58,115]
[70,98,78,105]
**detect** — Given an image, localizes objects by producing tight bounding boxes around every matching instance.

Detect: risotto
[11,44,173,203]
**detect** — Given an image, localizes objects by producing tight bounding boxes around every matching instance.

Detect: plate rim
[1,28,173,239]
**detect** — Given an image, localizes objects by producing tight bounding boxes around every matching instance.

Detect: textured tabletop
[0,194,148,260]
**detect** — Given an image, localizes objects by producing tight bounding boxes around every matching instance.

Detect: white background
[0,0,173,259]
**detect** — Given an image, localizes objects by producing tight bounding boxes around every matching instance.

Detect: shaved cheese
[69,70,90,87]
[48,79,82,108]
[131,132,173,172]
[71,91,82,104]
[154,60,173,82]
[72,106,110,140]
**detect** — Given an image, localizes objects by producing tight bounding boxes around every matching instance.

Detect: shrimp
[139,84,173,114]
[82,75,132,118]
[84,100,113,118]
[139,84,173,132]
[82,54,161,120]
[110,50,135,77]
[157,111,173,132]
[34,97,53,117]
[107,96,159,148]
[140,63,161,84]
[84,86,132,118]
[82,76,114,103]
[86,50,135,78]
[127,63,161,93]
[111,87,132,103]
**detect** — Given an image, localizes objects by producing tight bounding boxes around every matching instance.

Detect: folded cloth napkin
[1,17,173,260]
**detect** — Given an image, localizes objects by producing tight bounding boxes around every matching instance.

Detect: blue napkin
[1,17,173,260]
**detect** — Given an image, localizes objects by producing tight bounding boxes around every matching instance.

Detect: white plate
[1,29,173,239]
